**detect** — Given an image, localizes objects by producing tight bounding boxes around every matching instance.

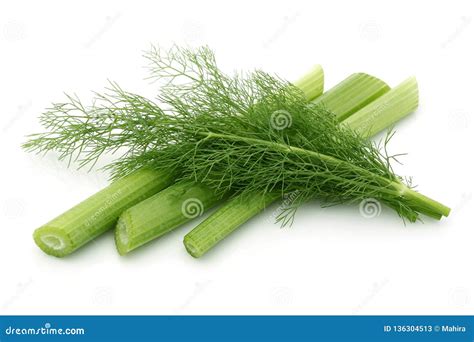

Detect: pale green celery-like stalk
[344,77,418,138]
[33,169,173,257]
[293,65,325,101]
[183,76,422,258]
[344,78,450,218]
[113,66,325,255]
[184,192,281,258]
[115,181,221,255]
[312,73,389,121]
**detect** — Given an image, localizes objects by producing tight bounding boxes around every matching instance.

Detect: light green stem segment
[33,169,173,257]
[183,76,427,258]
[344,77,418,138]
[312,73,389,121]
[184,192,281,258]
[115,181,220,255]
[293,65,324,101]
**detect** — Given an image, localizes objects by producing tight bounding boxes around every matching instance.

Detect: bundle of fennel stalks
[24,46,450,258]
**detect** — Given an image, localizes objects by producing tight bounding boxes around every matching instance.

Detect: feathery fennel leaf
[23,46,449,223]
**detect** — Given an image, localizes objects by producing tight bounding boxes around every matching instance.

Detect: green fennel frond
[23,46,448,223]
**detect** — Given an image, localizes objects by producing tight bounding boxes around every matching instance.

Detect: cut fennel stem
[115,72,391,255]
[344,76,419,138]
[183,76,430,258]
[115,181,221,255]
[33,169,173,257]
[292,65,324,100]
[33,65,325,257]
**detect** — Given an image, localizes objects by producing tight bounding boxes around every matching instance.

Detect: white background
[1,0,473,315]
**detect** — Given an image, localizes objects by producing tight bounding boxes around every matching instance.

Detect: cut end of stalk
[312,72,390,122]
[293,65,324,101]
[183,235,203,258]
[33,226,73,258]
[115,214,132,256]
[394,183,451,220]
[344,76,419,138]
